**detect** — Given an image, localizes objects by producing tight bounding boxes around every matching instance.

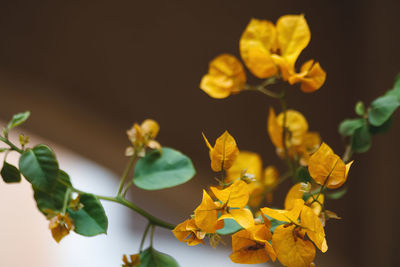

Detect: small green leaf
[67,194,108,236]
[351,122,371,153]
[295,166,312,183]
[19,145,59,191]
[338,118,365,136]
[1,162,21,183]
[355,101,365,116]
[326,187,348,200]
[216,218,242,235]
[7,111,31,130]
[34,170,71,216]
[368,95,400,126]
[369,115,393,135]
[134,147,196,190]
[139,247,179,267]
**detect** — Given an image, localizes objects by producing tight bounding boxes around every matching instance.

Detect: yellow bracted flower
[194,180,254,232]
[48,212,74,243]
[226,151,280,207]
[308,142,353,189]
[126,119,161,156]
[230,224,276,264]
[261,199,328,267]
[200,54,246,99]
[172,218,206,246]
[122,254,140,267]
[288,60,327,93]
[203,131,239,172]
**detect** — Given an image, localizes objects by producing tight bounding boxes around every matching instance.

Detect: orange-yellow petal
[308,142,350,189]
[200,54,246,99]
[276,14,311,67]
[284,183,304,210]
[239,18,278,78]
[211,180,249,208]
[229,208,255,229]
[301,206,327,253]
[288,60,327,93]
[226,151,262,183]
[272,224,316,267]
[261,199,304,223]
[194,190,219,233]
[204,131,239,172]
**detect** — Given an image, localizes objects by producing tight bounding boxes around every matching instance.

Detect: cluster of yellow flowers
[173,129,351,266]
[173,14,353,267]
[200,14,326,99]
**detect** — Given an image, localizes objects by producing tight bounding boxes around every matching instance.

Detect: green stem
[342,144,353,163]
[62,188,71,213]
[150,225,155,247]
[0,136,23,153]
[117,153,137,196]
[57,178,175,230]
[139,222,152,252]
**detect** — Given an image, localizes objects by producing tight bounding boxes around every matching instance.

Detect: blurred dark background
[0,1,399,266]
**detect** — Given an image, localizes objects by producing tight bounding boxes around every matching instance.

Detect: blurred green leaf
[134,147,196,190]
[355,101,365,116]
[34,170,71,216]
[67,194,108,236]
[139,247,179,267]
[295,166,312,183]
[338,118,365,136]
[7,111,30,130]
[370,115,393,135]
[1,161,21,183]
[368,95,400,126]
[216,218,242,235]
[19,145,59,191]
[326,187,348,200]
[351,122,371,153]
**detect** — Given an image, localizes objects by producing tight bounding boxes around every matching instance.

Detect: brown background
[0,1,399,266]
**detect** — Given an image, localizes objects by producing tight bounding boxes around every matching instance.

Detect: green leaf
[7,111,31,130]
[355,101,365,116]
[369,115,393,135]
[295,166,312,183]
[33,170,71,216]
[134,147,196,190]
[1,161,21,183]
[67,194,108,236]
[338,118,365,136]
[139,247,179,267]
[368,95,400,126]
[351,122,371,153]
[216,218,242,235]
[19,145,59,191]
[326,187,348,200]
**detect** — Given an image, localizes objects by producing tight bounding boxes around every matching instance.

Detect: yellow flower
[126,119,161,156]
[288,60,327,93]
[172,218,206,246]
[194,181,254,231]
[226,151,262,183]
[226,150,279,207]
[203,131,239,172]
[122,254,140,267]
[308,142,353,189]
[48,213,74,243]
[211,180,255,229]
[194,190,220,233]
[200,54,246,99]
[272,224,316,267]
[230,224,276,264]
[239,18,278,79]
[268,107,321,165]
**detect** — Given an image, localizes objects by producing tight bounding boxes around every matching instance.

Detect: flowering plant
[1,14,399,267]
